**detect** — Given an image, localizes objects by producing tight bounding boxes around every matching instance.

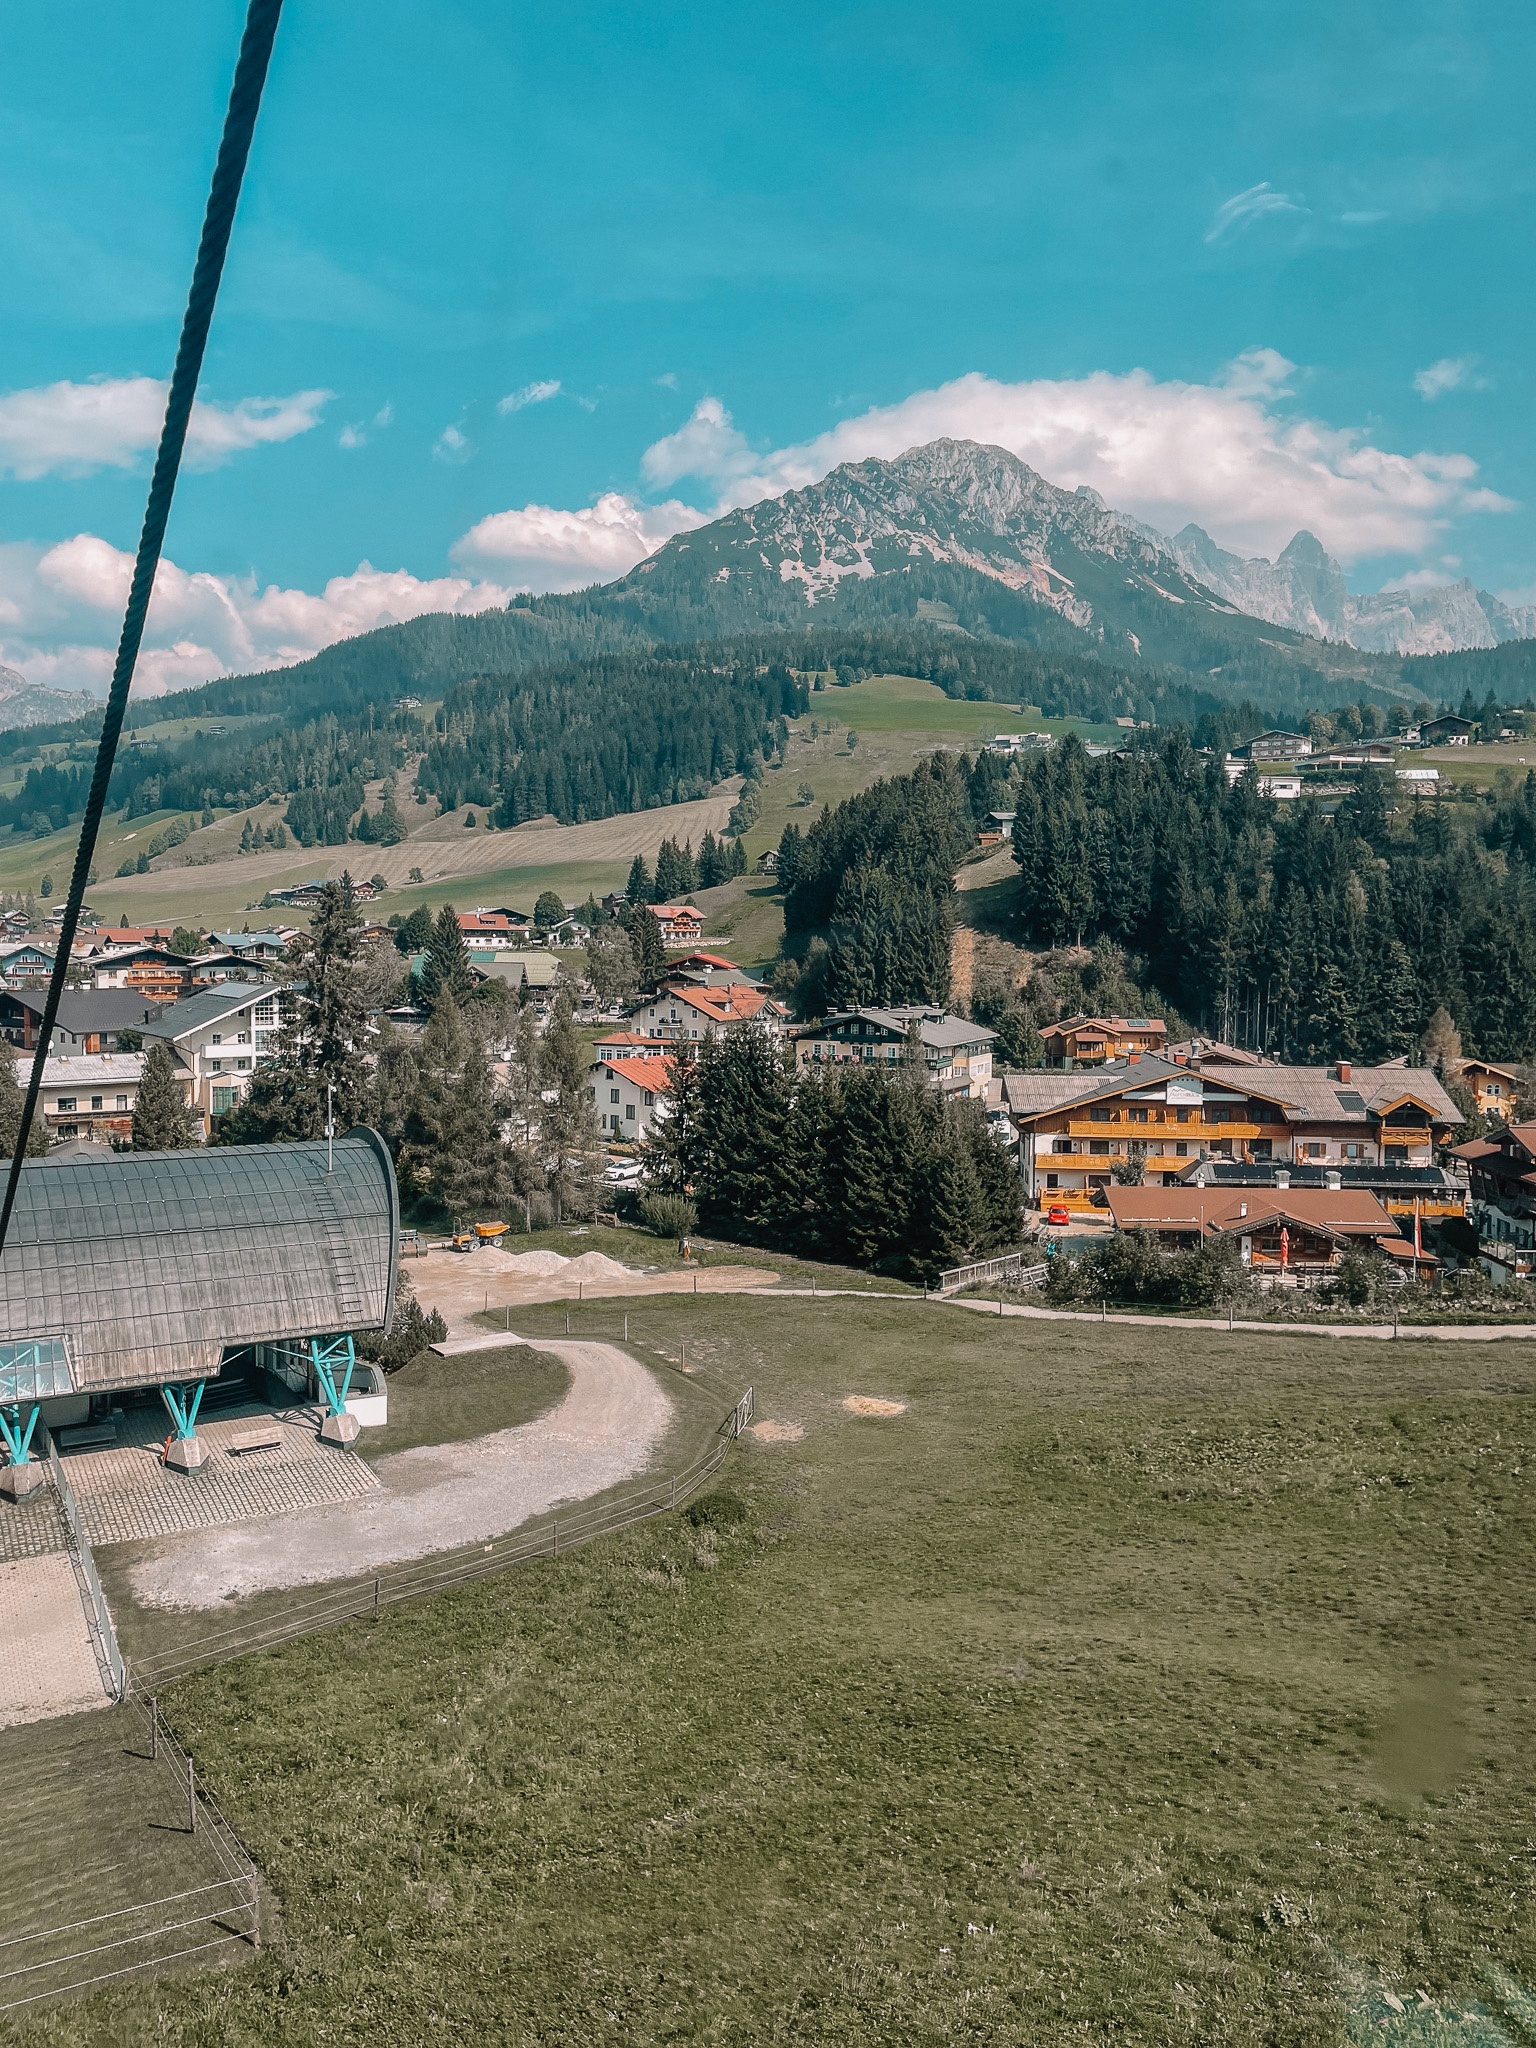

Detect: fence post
[565,1308,570,1334]
[671,1474,676,1509]
[151,1694,158,1760]
[373,1577,380,1618]
[624,1313,629,1342]
[552,1519,558,1555]
[188,1757,197,1835]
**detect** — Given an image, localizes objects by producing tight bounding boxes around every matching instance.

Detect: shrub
[354,1271,448,1374]
[683,1492,748,1531]
[639,1191,698,1239]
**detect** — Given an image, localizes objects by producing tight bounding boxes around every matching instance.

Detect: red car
[1046,1204,1070,1228]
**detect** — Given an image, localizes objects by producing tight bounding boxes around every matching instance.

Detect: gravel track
[125,1341,673,1611]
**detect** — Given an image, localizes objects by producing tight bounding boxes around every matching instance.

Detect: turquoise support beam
[310,1335,356,1419]
[0,1402,40,1466]
[160,1381,206,1440]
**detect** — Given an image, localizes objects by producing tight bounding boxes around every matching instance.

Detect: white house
[627,983,788,1043]
[139,982,282,1127]
[8,1048,191,1147]
[589,1053,673,1141]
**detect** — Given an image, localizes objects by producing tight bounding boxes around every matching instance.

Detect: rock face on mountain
[1163,526,1536,655]
[602,439,1291,666]
[0,664,98,732]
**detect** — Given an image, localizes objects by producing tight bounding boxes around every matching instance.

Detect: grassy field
[18,1296,1536,2044]
[353,1344,569,1461]
[2,674,1109,953]
[0,1703,255,2020]
[464,1218,919,1296]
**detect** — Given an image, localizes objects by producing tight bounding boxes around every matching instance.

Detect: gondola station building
[0,1131,397,1497]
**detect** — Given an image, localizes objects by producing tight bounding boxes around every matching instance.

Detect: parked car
[1046,1204,1070,1228]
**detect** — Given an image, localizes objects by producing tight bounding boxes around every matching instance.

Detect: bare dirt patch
[842,1396,907,1417]
[751,1420,805,1443]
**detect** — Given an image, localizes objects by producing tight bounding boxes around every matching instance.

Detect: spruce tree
[728,836,748,878]
[418,902,476,1011]
[629,906,668,988]
[625,855,652,908]
[132,1039,200,1150]
[216,876,373,1143]
[538,993,602,1220]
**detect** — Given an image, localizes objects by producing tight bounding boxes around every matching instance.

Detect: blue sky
[2,0,1532,691]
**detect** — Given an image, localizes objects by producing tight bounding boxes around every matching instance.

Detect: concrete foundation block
[163,1435,210,1474]
[320,1410,362,1448]
[2,1461,46,1503]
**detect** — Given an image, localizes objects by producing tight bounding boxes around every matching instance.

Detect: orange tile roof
[595,1054,677,1090]
[1105,1186,1396,1237]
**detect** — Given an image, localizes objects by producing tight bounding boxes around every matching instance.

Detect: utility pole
[326,1082,335,1174]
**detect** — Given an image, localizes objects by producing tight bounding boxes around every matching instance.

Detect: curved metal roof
[0,1130,397,1393]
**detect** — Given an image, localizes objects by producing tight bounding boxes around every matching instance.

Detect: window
[236,1032,250,1044]
[625,1102,636,1119]
[90,1095,103,1110]
[643,1091,654,1106]
[211,1033,222,1045]
[610,1089,620,1104]
[1305,1143,1325,1159]
[1090,1106,1116,1123]
[1174,1142,1188,1158]
[236,1059,250,1071]
[1044,1173,1059,1189]
[1176,1108,1190,1124]
[1128,1107,1149,1124]
[1344,1143,1361,1160]
[58,1123,77,1139]
[1250,1140,1272,1160]
[1052,1138,1072,1153]
[1089,1139,1110,1155]
[212,1086,236,1112]
[116,1095,128,1110]
[209,1060,222,1074]
[56,1097,76,1112]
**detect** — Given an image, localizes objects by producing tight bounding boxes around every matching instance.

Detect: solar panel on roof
[1335,1091,1368,1112]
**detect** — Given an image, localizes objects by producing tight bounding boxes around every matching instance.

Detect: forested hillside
[1009,734,1536,1062]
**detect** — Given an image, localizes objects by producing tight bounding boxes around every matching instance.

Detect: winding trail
[126,1340,673,1612]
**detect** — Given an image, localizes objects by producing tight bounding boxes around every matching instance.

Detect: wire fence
[45,1429,127,1703]
[0,1693,259,2016]
[124,1362,754,1694]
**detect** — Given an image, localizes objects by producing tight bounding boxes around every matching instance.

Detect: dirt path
[125,1340,673,1611]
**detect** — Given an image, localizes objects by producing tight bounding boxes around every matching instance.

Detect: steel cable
[0,0,284,1252]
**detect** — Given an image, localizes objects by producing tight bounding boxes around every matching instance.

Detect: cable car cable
[0,0,285,1253]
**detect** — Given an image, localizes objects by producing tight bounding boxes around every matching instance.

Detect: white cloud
[1414,355,1487,400]
[433,422,472,464]
[452,493,705,588]
[338,402,394,450]
[0,535,513,698]
[1205,183,1307,244]
[634,359,1514,564]
[0,377,331,479]
[497,380,562,415]
[641,396,758,490]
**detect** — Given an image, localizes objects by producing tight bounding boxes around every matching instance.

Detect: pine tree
[418,902,476,1011]
[625,855,652,908]
[629,907,668,988]
[538,993,602,1220]
[728,836,748,877]
[132,1039,200,1150]
[0,1053,48,1159]
[216,877,373,1143]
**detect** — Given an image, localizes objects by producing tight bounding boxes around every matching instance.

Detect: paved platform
[61,1401,380,1549]
[0,1553,110,1727]
[0,1483,71,1565]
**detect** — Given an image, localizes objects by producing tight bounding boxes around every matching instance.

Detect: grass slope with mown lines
[18,1298,1536,2045]
[353,1345,569,1461]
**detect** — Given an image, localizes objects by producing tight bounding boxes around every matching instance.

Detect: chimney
[1325,1169,1341,1190]
[1275,1169,1290,1190]
[1337,1060,1351,1083]
[1128,1051,1139,1064]
[1239,1201,1247,1218]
